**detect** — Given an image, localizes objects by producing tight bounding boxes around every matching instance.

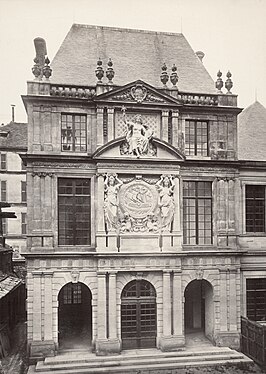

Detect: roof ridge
[72,23,183,37]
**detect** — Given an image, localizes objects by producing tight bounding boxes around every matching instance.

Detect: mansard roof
[51,24,216,94]
[0,122,27,151]
[238,101,266,161]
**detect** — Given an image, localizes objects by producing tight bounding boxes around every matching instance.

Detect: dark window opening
[58,178,91,245]
[185,120,209,156]
[21,181,27,203]
[21,213,27,235]
[1,181,7,202]
[246,185,265,233]
[61,114,87,152]
[0,153,6,170]
[246,278,266,321]
[183,181,212,245]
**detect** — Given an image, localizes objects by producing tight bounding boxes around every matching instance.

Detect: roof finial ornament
[215,70,223,93]
[32,57,42,80]
[42,57,52,80]
[160,63,169,88]
[170,64,178,89]
[95,58,104,83]
[106,58,115,84]
[225,71,233,94]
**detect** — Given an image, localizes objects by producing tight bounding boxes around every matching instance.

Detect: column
[219,269,228,332]
[97,106,104,147]
[107,107,114,141]
[96,174,106,250]
[32,272,42,341]
[161,110,169,142]
[97,272,107,340]
[172,271,184,342]
[229,269,237,331]
[163,271,171,337]
[43,272,54,341]
[172,110,179,148]
[107,272,120,353]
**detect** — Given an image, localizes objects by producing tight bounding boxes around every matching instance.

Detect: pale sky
[0,0,266,124]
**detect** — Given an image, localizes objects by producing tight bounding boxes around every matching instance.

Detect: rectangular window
[58,178,91,245]
[21,213,27,235]
[246,185,265,232]
[1,181,7,202]
[185,120,209,156]
[61,114,87,152]
[21,181,27,203]
[0,153,6,170]
[183,181,212,245]
[2,218,7,235]
[246,278,266,321]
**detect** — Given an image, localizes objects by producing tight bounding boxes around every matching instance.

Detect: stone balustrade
[50,84,96,99]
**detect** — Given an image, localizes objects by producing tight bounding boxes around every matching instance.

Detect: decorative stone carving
[104,173,123,232]
[155,175,175,232]
[195,268,204,280]
[71,271,80,283]
[130,84,147,103]
[118,179,159,234]
[120,106,156,157]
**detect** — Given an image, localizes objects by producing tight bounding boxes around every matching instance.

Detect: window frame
[21,181,27,203]
[0,153,7,171]
[185,120,209,157]
[61,113,87,152]
[1,180,7,202]
[21,212,27,235]
[246,278,266,321]
[183,180,213,245]
[58,178,91,246]
[245,184,265,233]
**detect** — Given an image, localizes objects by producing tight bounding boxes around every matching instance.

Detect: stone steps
[28,348,254,374]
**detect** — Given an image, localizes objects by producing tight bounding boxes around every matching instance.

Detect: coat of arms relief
[103,174,175,234]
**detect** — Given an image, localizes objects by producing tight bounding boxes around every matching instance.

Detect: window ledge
[185,156,211,160]
[240,233,266,237]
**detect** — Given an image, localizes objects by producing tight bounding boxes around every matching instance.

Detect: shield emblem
[131,84,147,103]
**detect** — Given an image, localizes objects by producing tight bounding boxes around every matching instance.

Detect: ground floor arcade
[26,254,241,360]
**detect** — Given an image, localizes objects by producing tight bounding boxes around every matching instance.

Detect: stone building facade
[22,24,266,360]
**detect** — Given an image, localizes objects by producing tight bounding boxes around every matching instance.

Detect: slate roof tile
[0,122,27,151]
[238,101,266,161]
[51,24,216,94]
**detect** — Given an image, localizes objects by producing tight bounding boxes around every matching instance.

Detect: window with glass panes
[183,181,212,244]
[21,181,27,203]
[58,178,91,245]
[1,181,7,202]
[61,114,87,152]
[246,185,265,232]
[0,153,6,170]
[185,120,209,156]
[21,213,27,235]
[246,278,266,321]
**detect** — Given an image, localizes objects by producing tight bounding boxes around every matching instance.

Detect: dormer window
[61,114,87,152]
[185,120,209,156]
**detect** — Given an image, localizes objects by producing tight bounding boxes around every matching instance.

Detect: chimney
[195,51,205,62]
[11,104,15,122]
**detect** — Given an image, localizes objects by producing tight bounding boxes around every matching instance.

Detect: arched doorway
[184,279,214,341]
[58,282,92,349]
[121,279,157,349]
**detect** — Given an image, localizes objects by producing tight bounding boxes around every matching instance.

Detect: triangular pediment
[93,137,185,161]
[95,80,181,106]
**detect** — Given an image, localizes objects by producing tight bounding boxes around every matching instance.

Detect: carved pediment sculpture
[104,173,123,232]
[120,106,157,158]
[155,175,175,232]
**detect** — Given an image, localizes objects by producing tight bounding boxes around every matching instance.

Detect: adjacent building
[21,24,266,361]
[0,121,27,259]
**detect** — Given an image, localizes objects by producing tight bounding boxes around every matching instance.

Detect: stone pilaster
[96,174,107,250]
[107,272,120,353]
[161,110,169,142]
[172,271,185,346]
[97,106,104,147]
[172,176,181,248]
[107,107,114,142]
[160,271,183,351]
[32,272,42,341]
[172,110,179,148]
